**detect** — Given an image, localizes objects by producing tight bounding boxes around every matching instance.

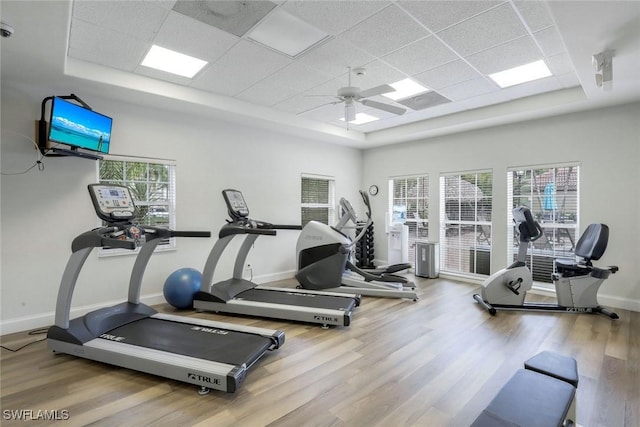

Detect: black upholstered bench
[525,351,579,387]
[472,352,578,427]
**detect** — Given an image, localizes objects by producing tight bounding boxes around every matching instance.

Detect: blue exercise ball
[163,268,202,309]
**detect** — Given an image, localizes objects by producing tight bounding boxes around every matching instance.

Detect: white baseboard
[0,271,298,336]
[0,293,166,336]
[597,293,640,313]
[246,270,296,285]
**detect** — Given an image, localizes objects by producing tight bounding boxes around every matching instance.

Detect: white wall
[363,102,640,312]
[0,82,363,334]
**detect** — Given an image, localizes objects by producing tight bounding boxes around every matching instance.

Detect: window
[301,175,335,226]
[388,175,429,266]
[439,171,493,276]
[508,164,579,285]
[98,155,176,255]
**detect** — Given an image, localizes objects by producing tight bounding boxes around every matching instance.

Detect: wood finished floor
[1,277,638,427]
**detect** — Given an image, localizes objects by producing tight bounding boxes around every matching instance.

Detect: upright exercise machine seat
[554,223,617,278]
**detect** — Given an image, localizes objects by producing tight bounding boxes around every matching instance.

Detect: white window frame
[507,162,580,286]
[301,174,335,226]
[388,174,429,266]
[97,154,177,257]
[439,170,493,277]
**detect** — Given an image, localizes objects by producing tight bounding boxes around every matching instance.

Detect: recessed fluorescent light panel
[141,45,208,78]
[489,60,552,88]
[340,113,380,125]
[247,8,330,58]
[382,78,430,101]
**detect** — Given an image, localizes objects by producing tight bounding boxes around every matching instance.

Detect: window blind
[387,175,429,266]
[301,174,335,226]
[507,163,579,286]
[97,155,177,256]
[439,170,493,276]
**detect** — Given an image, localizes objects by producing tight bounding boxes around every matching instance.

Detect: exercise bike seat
[555,223,614,277]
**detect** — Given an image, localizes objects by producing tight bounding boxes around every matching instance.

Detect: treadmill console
[222,189,249,221]
[88,184,136,223]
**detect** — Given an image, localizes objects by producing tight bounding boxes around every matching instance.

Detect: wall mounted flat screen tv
[48,96,113,154]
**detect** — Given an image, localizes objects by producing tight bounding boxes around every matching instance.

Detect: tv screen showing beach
[49,97,113,154]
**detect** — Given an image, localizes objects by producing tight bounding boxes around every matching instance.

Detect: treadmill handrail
[71,227,137,252]
[219,223,277,238]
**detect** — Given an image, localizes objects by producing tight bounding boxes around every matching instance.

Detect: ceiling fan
[310,67,407,123]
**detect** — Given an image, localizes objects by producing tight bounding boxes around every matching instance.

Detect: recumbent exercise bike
[473,206,619,319]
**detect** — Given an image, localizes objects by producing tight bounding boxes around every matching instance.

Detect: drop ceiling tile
[382,35,459,75]
[340,4,430,57]
[191,40,292,96]
[134,64,194,86]
[72,0,168,42]
[512,0,555,32]
[437,77,498,101]
[296,37,374,77]
[398,0,503,32]
[69,19,148,71]
[305,76,348,97]
[413,60,483,90]
[274,92,337,115]
[466,36,543,74]
[153,11,240,63]
[546,53,576,76]
[449,90,512,111]
[235,80,300,107]
[258,61,333,92]
[556,72,581,89]
[396,91,451,110]
[501,76,561,100]
[347,60,406,90]
[282,0,390,35]
[533,27,567,57]
[436,3,528,56]
[172,0,276,37]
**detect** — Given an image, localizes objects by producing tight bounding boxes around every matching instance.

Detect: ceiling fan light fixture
[382,78,430,101]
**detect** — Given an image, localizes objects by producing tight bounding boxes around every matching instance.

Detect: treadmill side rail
[48,338,245,393]
[194,299,354,327]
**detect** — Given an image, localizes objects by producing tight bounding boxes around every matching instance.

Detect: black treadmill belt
[236,288,356,310]
[106,318,272,367]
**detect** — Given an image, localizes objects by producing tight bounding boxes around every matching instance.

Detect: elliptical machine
[296,191,418,301]
[473,206,618,319]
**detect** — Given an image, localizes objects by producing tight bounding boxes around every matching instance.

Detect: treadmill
[47,184,285,394]
[193,189,360,328]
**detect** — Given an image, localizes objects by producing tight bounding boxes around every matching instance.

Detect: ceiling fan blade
[360,99,406,115]
[359,84,395,99]
[345,103,356,122]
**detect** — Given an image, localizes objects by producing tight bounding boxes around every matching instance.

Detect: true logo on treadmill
[100,333,125,342]
[188,373,220,385]
[566,307,593,313]
[314,315,338,323]
[191,326,229,335]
